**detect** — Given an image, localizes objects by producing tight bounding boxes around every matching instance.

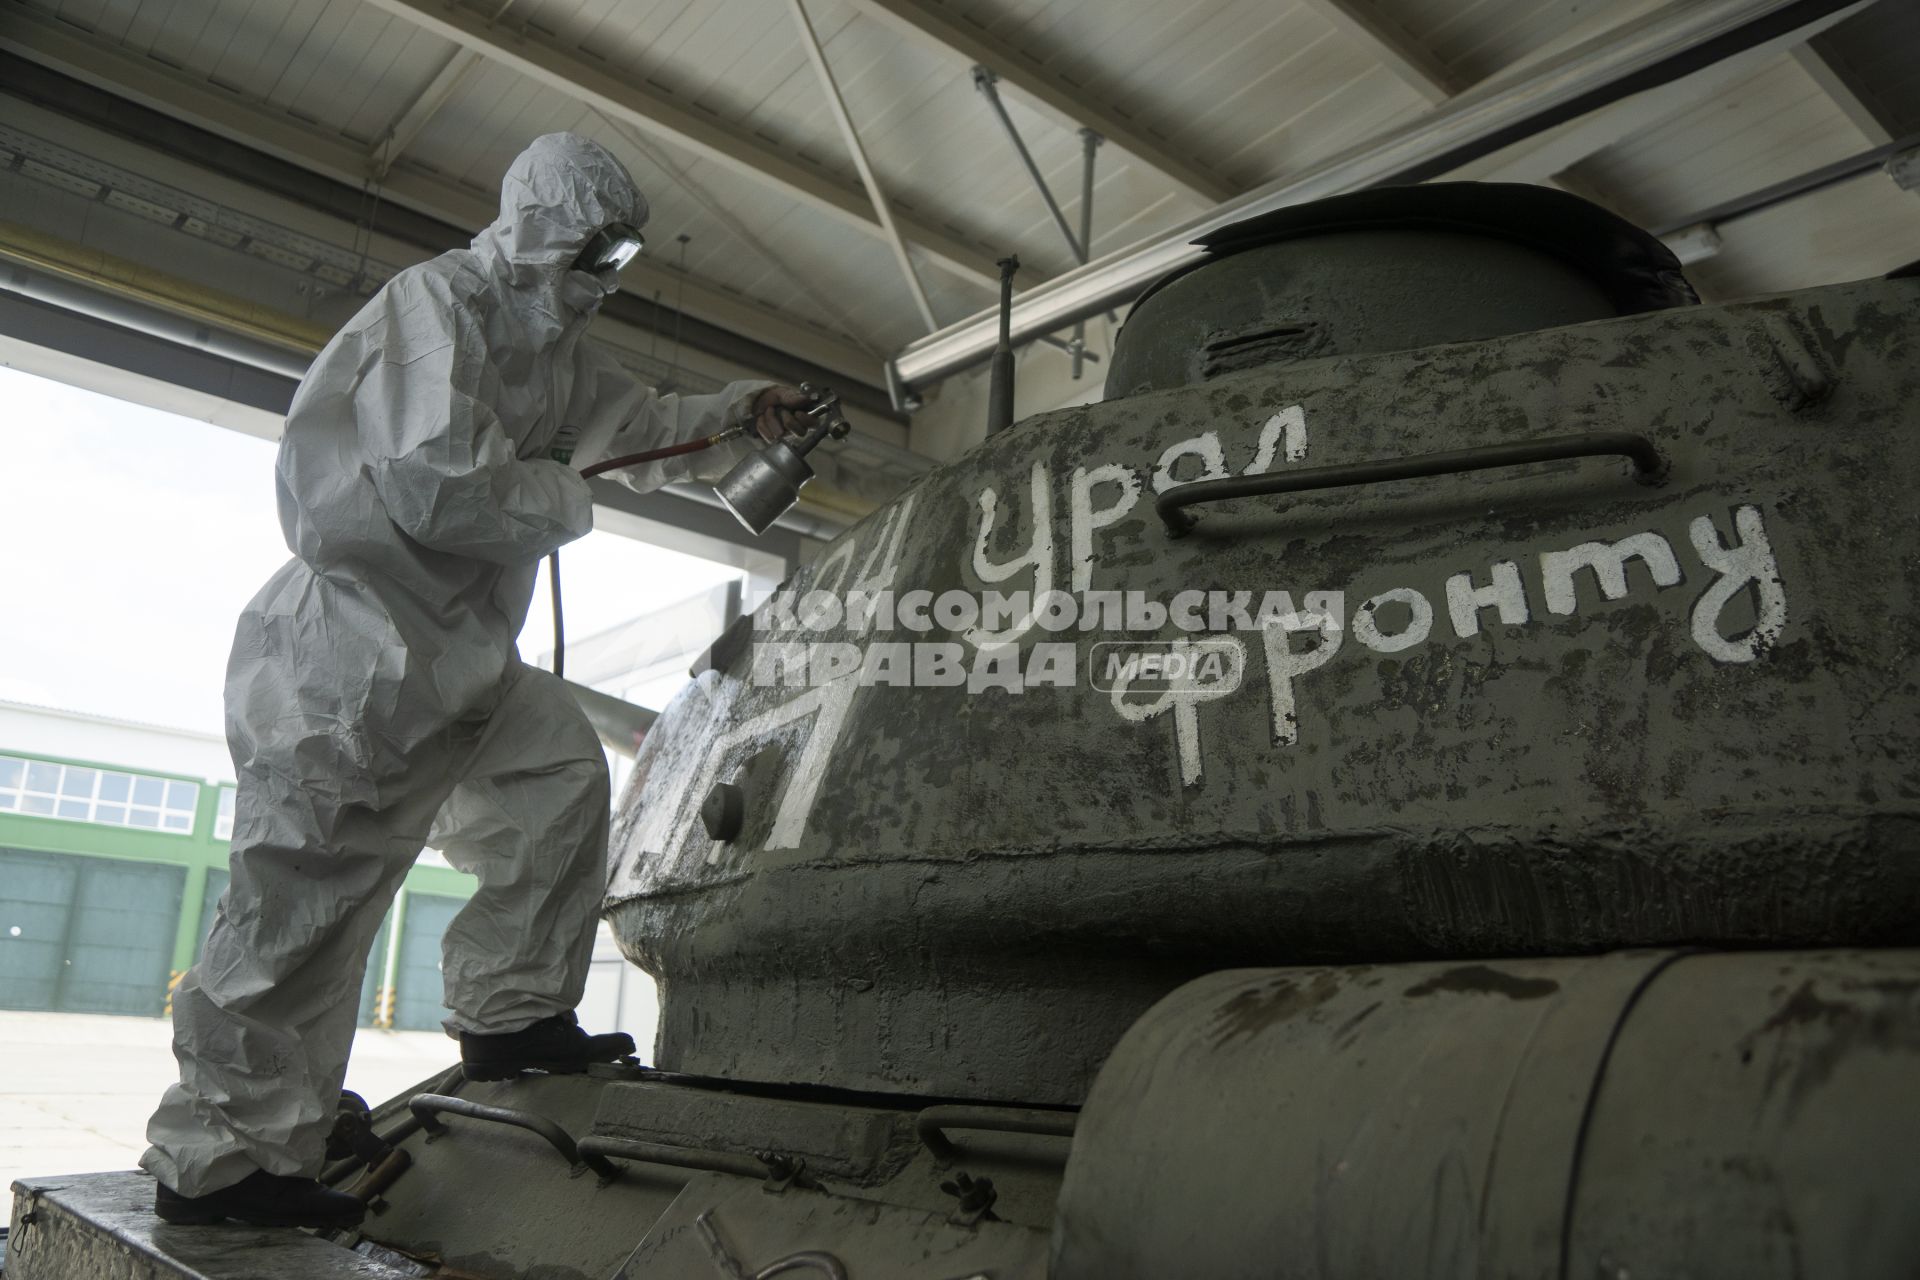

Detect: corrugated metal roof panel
[1386,0,1658,86]
[1810,0,1920,137]
[1571,54,1866,229]
[10,0,1915,368]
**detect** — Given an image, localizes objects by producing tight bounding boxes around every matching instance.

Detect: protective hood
[472,133,649,290]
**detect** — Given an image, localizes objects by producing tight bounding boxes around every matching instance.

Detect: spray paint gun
[714,383,850,535]
[550,383,848,679]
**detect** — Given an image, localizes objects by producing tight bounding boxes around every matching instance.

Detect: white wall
[0,699,232,784]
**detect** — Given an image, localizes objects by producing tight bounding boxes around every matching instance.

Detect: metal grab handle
[577,1134,775,1182]
[409,1093,617,1180]
[1157,431,1667,536]
[915,1104,1077,1163]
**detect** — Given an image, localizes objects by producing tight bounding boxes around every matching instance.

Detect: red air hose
[577,428,741,479]
[548,427,745,678]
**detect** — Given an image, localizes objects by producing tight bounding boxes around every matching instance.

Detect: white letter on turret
[1689,505,1788,663]
[1070,464,1141,593]
[966,463,1053,648]
[1446,561,1529,637]
[1262,605,1343,746]
[1540,532,1682,614]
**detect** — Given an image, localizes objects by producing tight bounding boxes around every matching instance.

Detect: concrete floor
[0,1010,455,1197]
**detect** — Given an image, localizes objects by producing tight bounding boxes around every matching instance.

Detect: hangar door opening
[0,847,183,1017]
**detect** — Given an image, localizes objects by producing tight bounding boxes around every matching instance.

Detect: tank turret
[606,183,1920,1108]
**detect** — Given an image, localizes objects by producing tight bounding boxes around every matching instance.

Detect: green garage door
[194,868,388,1027]
[391,893,464,1032]
[0,848,184,1016]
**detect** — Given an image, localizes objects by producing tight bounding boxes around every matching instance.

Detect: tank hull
[1055,949,1920,1279]
[12,948,1915,1280]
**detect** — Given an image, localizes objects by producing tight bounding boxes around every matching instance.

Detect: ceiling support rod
[889,0,1873,393]
[973,69,1112,375]
[972,66,1083,260]
[789,0,939,333]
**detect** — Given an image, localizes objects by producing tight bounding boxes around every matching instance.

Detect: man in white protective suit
[143,132,809,1229]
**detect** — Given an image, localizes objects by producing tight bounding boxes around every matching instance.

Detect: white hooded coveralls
[143,133,768,1197]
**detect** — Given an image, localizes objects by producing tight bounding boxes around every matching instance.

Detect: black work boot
[154,1169,366,1229]
[460,1011,636,1081]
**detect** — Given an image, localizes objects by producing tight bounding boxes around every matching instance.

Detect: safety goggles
[574,222,646,274]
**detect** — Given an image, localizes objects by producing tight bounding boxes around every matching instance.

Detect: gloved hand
[750,385,813,442]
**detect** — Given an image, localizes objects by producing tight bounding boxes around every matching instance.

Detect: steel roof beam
[839,0,1234,204]
[0,13,892,394]
[1791,43,1894,144]
[355,0,1002,289]
[1292,0,1464,104]
[595,115,880,358]
[888,0,1873,393]
[371,49,482,177]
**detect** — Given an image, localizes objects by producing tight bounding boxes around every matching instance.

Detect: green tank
[12,183,1920,1280]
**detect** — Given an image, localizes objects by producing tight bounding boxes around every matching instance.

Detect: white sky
[0,364,741,736]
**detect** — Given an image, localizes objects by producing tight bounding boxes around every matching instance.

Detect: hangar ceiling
[0,0,1915,542]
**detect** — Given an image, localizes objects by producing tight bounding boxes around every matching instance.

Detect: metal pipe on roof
[886,0,1871,393]
[0,252,316,382]
[1649,129,1920,235]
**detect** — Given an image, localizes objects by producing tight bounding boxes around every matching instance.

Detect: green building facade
[0,744,475,1031]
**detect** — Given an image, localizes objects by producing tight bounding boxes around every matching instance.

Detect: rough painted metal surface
[342,1068,1068,1278]
[607,273,1920,1104]
[590,1079,919,1185]
[3,1172,417,1280]
[611,1172,1048,1277]
[1052,948,1920,1279]
[343,1074,670,1280]
[8,1068,1071,1280]
[1102,231,1622,398]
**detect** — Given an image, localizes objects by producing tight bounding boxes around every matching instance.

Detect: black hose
[548,550,565,678]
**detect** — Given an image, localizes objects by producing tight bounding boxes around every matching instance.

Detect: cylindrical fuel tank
[605,199,1920,1107]
[1052,950,1920,1280]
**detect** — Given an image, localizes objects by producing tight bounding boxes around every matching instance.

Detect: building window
[214,786,236,841]
[0,754,199,835]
